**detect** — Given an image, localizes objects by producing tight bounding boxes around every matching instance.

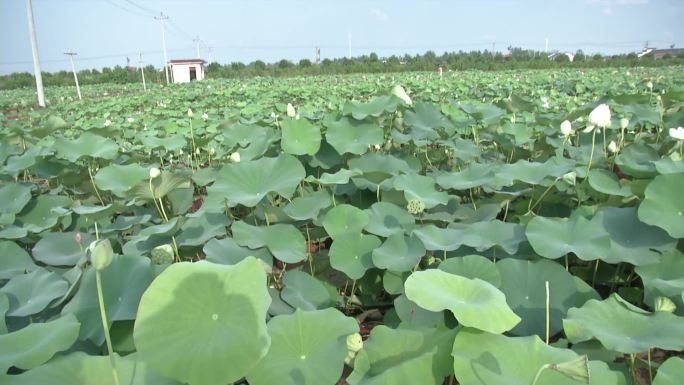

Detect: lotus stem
[531,364,549,385]
[647,349,653,384]
[149,179,164,221]
[586,129,597,175]
[96,270,121,385]
[545,281,550,345]
[88,166,105,206]
[592,259,600,288]
[527,178,560,215]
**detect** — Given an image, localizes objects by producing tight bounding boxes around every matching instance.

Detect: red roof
[169,59,206,64]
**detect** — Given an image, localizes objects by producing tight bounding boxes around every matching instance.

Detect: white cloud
[370,8,389,21]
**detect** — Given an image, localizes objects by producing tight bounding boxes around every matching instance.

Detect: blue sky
[1,0,683,75]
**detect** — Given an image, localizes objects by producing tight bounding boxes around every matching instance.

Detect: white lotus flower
[608,141,618,153]
[669,127,684,140]
[104,119,112,127]
[202,113,209,121]
[127,117,134,123]
[391,85,412,105]
[187,108,193,117]
[541,97,549,109]
[588,104,611,129]
[647,81,653,89]
[149,167,161,179]
[374,144,381,150]
[286,103,296,117]
[179,149,184,155]
[195,148,200,155]
[560,120,574,137]
[209,147,215,155]
[619,118,629,130]
[230,152,241,162]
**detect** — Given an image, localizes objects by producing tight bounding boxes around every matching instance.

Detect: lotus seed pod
[655,297,676,313]
[549,355,590,383]
[150,244,174,265]
[407,199,426,215]
[90,239,114,271]
[562,171,577,186]
[149,167,161,179]
[619,118,629,130]
[286,103,296,117]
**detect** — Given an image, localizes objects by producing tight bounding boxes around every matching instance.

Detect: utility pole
[25,0,45,108]
[193,37,201,59]
[64,51,82,100]
[545,37,549,53]
[207,46,213,63]
[155,12,170,84]
[139,52,147,92]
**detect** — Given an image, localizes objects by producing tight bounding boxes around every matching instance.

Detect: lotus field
[2,66,684,385]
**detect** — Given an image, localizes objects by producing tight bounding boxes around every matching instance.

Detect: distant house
[638,47,684,59]
[170,59,206,83]
[548,51,575,62]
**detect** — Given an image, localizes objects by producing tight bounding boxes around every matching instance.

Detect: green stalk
[531,365,549,385]
[96,270,120,385]
[586,129,597,175]
[88,166,105,206]
[545,281,550,345]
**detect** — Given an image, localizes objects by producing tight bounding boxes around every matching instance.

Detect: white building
[170,59,206,83]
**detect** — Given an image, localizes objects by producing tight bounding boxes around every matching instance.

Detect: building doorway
[190,67,197,81]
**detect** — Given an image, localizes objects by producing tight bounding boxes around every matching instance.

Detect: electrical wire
[102,0,152,18]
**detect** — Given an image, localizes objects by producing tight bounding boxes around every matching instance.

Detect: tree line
[2,48,683,90]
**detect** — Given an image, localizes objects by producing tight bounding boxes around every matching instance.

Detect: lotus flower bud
[560,120,573,137]
[230,152,241,163]
[647,81,653,89]
[195,148,200,155]
[75,232,82,244]
[669,127,684,140]
[655,297,676,313]
[90,239,114,271]
[187,108,193,117]
[127,117,135,123]
[588,104,611,129]
[209,147,215,155]
[608,141,618,153]
[202,112,209,121]
[104,119,112,127]
[149,167,161,179]
[619,118,629,130]
[286,103,296,117]
[391,85,412,105]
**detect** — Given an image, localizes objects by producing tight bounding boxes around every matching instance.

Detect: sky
[1,0,683,75]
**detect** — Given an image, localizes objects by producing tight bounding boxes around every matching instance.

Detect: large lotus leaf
[4,352,180,385]
[53,132,119,162]
[411,224,467,251]
[346,325,456,385]
[615,142,659,178]
[0,293,7,333]
[206,154,305,207]
[638,173,684,238]
[595,206,676,265]
[0,267,68,317]
[342,95,398,120]
[281,270,339,310]
[232,221,306,263]
[32,231,95,266]
[281,118,321,155]
[404,102,454,140]
[526,215,611,261]
[175,212,230,247]
[364,201,415,237]
[348,152,415,175]
[140,134,186,152]
[94,163,150,197]
[448,220,526,255]
[322,204,369,239]
[134,258,271,385]
[325,117,383,155]
[653,157,684,174]
[393,294,445,327]
[0,314,79,372]
[246,308,358,385]
[121,218,183,256]
[498,93,535,113]
[0,183,32,215]
[203,237,273,266]
[497,258,595,338]
[304,168,363,185]
[372,233,425,272]
[329,232,381,279]
[283,190,331,220]
[623,103,660,126]
[0,225,28,239]
[438,255,501,287]
[61,254,154,344]
[222,123,272,148]
[493,157,575,187]
[635,250,684,311]
[563,294,684,353]
[653,357,684,385]
[102,214,152,234]
[0,240,38,279]
[452,328,626,385]
[132,170,192,201]
[587,169,632,197]
[434,163,497,190]
[15,195,71,233]
[458,102,506,125]
[405,269,520,333]
[393,173,448,209]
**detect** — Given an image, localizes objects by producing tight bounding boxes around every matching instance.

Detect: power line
[122,0,159,15]
[102,0,152,18]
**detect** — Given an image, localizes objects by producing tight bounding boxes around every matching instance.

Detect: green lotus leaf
[246,308,358,385]
[348,152,416,175]
[635,250,684,311]
[342,95,398,120]
[638,173,684,238]
[0,314,79,372]
[102,214,152,234]
[595,206,676,265]
[0,293,7,333]
[587,169,632,197]
[121,218,183,256]
[140,135,186,152]
[403,102,454,140]
[438,255,501,287]
[304,168,362,185]
[497,258,596,338]
[232,221,306,263]
[134,258,271,385]
[53,132,119,162]
[405,269,520,333]
[206,154,305,208]
[614,142,659,178]
[222,123,272,149]
[346,325,456,385]
[452,329,626,385]
[32,231,95,266]
[329,232,381,279]
[0,240,38,279]
[0,267,68,317]
[203,237,273,266]
[393,294,445,327]
[434,163,497,190]
[411,224,466,251]
[382,270,409,295]
[175,212,230,247]
[132,170,192,201]
[283,190,332,221]
[15,195,71,233]
[0,183,32,215]
[448,220,526,255]
[364,201,415,237]
[563,294,684,353]
[281,118,321,155]
[653,356,684,385]
[72,203,121,220]
[653,157,684,175]
[372,233,425,272]
[526,215,611,261]
[325,117,383,155]
[494,157,575,187]
[281,270,340,310]
[458,101,506,125]
[322,204,369,239]
[393,173,448,209]
[4,352,180,385]
[94,163,150,197]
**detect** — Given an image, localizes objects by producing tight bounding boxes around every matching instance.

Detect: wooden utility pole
[64,51,82,100]
[139,52,147,92]
[155,13,170,84]
[193,37,201,59]
[25,0,45,107]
